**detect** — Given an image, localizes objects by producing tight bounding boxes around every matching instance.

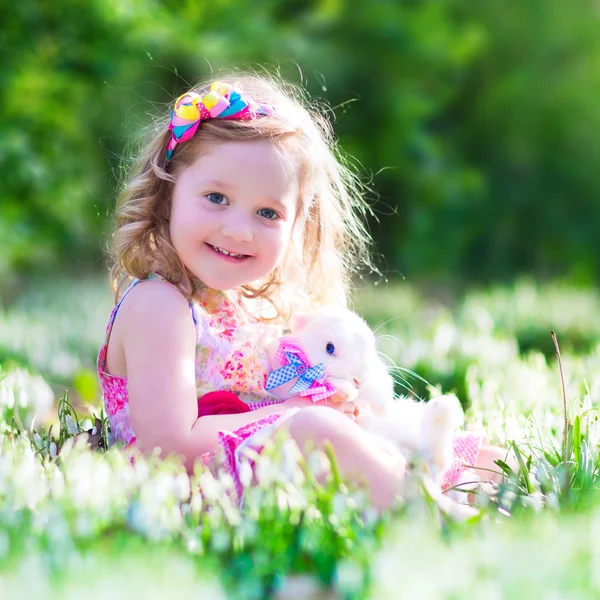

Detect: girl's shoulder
[105,277,197,373]
[120,278,193,322]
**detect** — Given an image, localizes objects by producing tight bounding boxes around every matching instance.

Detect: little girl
[97,74,507,511]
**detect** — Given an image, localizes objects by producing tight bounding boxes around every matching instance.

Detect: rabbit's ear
[292,313,309,332]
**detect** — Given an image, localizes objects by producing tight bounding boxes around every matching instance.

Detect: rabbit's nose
[353,378,361,388]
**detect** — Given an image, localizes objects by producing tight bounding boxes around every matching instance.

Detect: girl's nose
[221,215,253,243]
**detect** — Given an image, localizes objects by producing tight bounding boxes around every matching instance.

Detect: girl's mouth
[206,243,251,261]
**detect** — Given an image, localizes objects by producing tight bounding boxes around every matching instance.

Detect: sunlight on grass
[1,275,600,598]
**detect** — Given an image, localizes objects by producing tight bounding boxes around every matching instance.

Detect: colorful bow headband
[166,82,272,160]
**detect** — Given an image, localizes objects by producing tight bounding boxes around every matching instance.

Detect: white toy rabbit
[264,306,466,480]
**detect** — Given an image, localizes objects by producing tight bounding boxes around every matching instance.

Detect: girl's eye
[257,208,280,220]
[326,342,335,356]
[206,193,228,205]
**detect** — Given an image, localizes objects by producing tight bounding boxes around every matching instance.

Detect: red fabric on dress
[197,391,251,417]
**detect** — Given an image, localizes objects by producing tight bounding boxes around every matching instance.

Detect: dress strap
[146,272,199,328]
[98,278,144,372]
[99,274,199,371]
[105,278,144,334]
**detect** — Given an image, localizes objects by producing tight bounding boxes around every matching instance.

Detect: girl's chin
[191,274,252,291]
[189,262,276,292]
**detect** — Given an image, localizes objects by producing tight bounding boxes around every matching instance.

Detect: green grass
[2,275,600,598]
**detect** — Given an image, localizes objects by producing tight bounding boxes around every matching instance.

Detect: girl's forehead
[184,139,300,199]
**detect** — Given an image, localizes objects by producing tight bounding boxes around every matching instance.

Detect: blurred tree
[0,0,175,278]
[2,0,600,288]
[408,0,600,284]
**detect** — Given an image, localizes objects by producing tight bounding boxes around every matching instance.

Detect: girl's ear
[292,313,309,332]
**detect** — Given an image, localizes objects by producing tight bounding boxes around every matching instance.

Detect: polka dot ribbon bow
[166,81,272,159]
[265,337,337,402]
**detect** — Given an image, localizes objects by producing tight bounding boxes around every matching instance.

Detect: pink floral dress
[97,274,482,502]
[97,274,296,499]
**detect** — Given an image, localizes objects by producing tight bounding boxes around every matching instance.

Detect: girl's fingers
[313,398,359,421]
[336,401,358,421]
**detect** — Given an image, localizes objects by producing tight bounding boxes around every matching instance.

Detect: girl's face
[169,139,299,290]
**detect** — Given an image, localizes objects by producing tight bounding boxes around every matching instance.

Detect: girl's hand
[329,399,360,422]
[282,396,359,421]
[281,396,315,410]
[327,377,359,404]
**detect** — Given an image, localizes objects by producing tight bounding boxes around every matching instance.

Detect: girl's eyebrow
[201,179,233,190]
[266,197,289,211]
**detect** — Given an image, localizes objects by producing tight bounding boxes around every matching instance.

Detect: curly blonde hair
[109,69,376,322]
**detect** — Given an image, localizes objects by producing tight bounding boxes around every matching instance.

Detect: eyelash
[257,208,280,220]
[205,193,281,220]
[206,193,227,205]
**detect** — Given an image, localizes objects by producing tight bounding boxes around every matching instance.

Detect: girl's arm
[120,280,312,469]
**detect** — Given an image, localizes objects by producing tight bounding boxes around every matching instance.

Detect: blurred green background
[2,0,600,292]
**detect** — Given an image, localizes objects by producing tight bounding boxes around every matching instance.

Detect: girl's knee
[476,444,517,484]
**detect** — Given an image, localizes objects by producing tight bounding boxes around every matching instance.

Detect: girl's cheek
[260,221,288,241]
[280,220,295,240]
[279,228,294,251]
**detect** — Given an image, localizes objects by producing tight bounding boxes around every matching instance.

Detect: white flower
[361,505,379,527]
[254,455,279,488]
[75,513,94,537]
[307,449,330,481]
[30,376,54,414]
[336,560,364,595]
[47,465,65,498]
[173,472,191,501]
[547,492,560,510]
[274,575,323,600]
[32,433,42,450]
[65,414,79,435]
[280,439,304,485]
[0,386,15,409]
[189,489,203,515]
[285,485,309,512]
[199,471,220,502]
[238,459,253,489]
[237,518,258,542]
[522,492,544,512]
[211,529,231,552]
[185,533,202,554]
[332,492,349,518]
[433,322,458,356]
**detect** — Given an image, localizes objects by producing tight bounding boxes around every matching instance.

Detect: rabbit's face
[293,306,380,387]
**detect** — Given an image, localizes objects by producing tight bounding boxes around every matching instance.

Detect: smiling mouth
[206,243,251,259]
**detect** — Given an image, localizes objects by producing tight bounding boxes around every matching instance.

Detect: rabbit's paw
[423,394,464,433]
